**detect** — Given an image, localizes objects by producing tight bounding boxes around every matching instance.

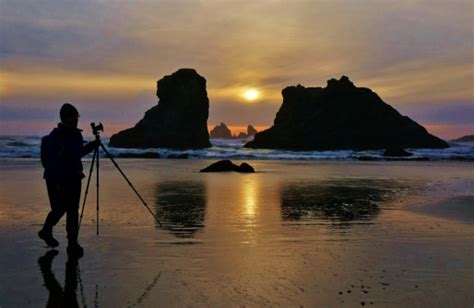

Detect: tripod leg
[78,148,97,232]
[96,144,100,236]
[99,143,163,227]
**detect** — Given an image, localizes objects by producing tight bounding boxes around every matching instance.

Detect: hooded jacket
[43,123,96,183]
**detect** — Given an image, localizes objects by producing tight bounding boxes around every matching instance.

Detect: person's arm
[81,139,99,157]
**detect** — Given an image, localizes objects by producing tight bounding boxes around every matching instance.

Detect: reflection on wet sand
[280,179,405,223]
[37,250,81,308]
[154,181,207,238]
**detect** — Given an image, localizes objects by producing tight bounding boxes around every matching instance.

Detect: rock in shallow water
[200,160,255,173]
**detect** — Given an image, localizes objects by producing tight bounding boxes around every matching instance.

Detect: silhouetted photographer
[38,103,99,257]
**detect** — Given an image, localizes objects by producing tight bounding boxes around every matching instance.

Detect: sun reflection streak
[244,181,257,218]
[241,176,260,246]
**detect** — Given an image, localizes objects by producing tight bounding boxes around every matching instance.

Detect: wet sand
[0,159,473,307]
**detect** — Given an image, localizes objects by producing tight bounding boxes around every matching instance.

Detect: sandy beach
[0,158,472,307]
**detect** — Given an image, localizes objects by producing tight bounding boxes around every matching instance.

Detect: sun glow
[243,88,259,101]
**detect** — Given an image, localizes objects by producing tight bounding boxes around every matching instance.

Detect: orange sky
[0,0,472,139]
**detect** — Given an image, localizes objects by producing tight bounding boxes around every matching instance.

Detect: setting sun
[243,88,259,101]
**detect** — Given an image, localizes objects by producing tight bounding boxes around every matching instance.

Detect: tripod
[78,130,162,236]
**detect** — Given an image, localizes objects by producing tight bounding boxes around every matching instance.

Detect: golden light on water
[244,181,257,218]
[242,88,260,102]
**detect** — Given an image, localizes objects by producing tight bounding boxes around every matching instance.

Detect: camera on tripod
[90,122,104,136]
[79,121,162,236]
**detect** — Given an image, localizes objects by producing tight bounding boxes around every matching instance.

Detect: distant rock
[383,147,413,157]
[210,122,233,139]
[200,160,255,173]
[236,132,247,139]
[247,125,258,136]
[210,122,258,139]
[245,76,448,150]
[117,152,161,158]
[451,135,474,143]
[109,68,211,149]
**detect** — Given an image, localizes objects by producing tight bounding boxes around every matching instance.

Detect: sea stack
[210,122,233,139]
[245,76,448,150]
[109,69,211,149]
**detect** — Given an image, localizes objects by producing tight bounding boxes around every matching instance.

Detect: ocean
[1,135,473,161]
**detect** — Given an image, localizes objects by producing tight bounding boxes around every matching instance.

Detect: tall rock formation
[210,122,233,139]
[245,76,448,150]
[109,69,211,149]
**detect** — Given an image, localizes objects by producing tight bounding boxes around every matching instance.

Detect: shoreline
[0,159,473,306]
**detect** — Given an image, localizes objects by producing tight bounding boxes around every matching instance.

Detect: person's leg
[65,182,83,257]
[39,182,66,247]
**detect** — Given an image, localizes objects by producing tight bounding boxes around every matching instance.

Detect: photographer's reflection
[38,250,80,307]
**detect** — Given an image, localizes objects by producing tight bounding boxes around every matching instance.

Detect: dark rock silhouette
[451,135,474,143]
[209,123,258,139]
[245,76,448,150]
[118,152,161,158]
[167,153,189,159]
[200,160,255,173]
[109,68,211,149]
[237,162,255,172]
[210,122,233,139]
[247,125,258,137]
[383,147,413,157]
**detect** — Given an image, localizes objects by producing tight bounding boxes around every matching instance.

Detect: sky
[0,0,473,139]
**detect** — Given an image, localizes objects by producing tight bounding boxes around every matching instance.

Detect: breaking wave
[1,136,473,161]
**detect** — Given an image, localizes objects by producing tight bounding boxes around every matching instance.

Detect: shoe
[38,230,59,247]
[67,243,84,258]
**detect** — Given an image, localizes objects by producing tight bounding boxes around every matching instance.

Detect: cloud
[0,0,472,137]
